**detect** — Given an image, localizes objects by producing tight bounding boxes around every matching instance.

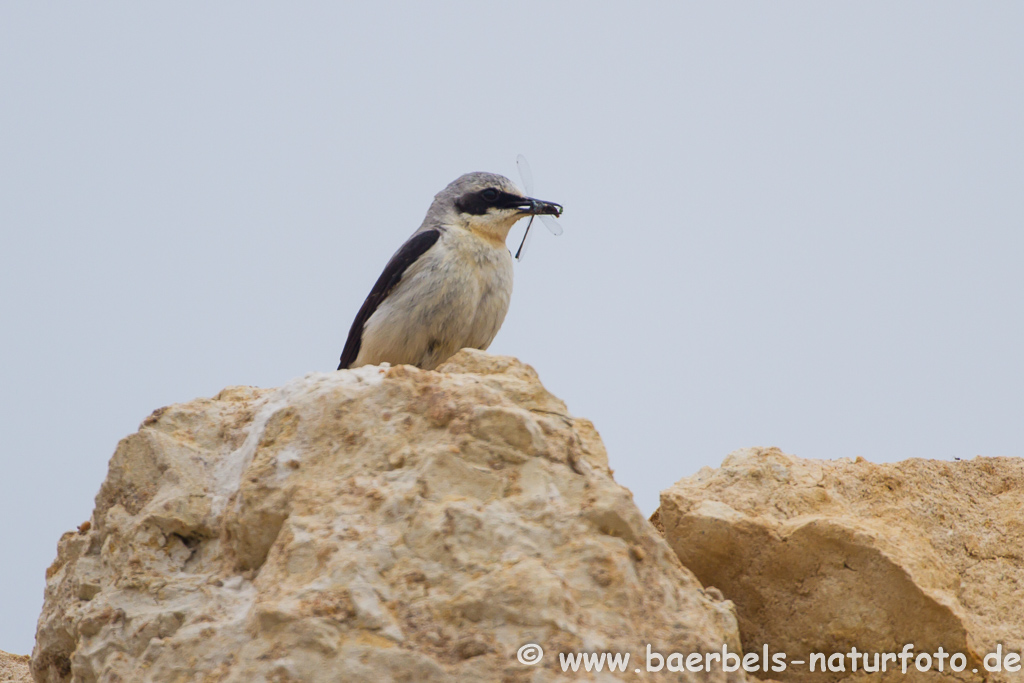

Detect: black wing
[338,229,442,370]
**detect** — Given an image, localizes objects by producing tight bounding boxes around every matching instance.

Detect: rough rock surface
[657,447,1024,683]
[0,651,31,683]
[34,350,745,683]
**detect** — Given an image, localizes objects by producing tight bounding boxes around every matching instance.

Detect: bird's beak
[518,197,563,217]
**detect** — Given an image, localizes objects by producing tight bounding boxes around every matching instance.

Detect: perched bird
[338,172,563,371]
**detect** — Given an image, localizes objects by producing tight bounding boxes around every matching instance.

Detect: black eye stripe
[455,189,526,215]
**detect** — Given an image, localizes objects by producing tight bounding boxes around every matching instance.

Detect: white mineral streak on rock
[33,351,745,683]
[212,364,389,515]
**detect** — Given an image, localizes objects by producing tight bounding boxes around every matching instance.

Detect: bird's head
[423,172,562,245]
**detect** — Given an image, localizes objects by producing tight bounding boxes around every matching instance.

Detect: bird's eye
[481,188,500,201]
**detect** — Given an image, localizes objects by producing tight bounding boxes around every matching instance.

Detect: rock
[658,447,1024,683]
[33,350,746,683]
[0,651,30,683]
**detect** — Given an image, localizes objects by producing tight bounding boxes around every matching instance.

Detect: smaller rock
[658,447,1024,683]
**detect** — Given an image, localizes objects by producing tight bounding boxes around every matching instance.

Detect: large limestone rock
[657,447,1024,683]
[0,650,30,683]
[34,351,745,683]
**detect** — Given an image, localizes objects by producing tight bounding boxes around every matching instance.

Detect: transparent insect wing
[516,154,534,195]
[539,213,563,236]
[515,154,563,260]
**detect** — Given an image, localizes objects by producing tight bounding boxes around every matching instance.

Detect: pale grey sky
[2,3,1022,655]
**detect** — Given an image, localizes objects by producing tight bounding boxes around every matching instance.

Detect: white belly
[356,228,514,370]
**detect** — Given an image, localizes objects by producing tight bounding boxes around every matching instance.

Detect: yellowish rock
[34,351,746,682]
[0,650,30,683]
[658,447,1024,683]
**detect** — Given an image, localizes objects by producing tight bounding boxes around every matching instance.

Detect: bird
[338,172,563,371]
